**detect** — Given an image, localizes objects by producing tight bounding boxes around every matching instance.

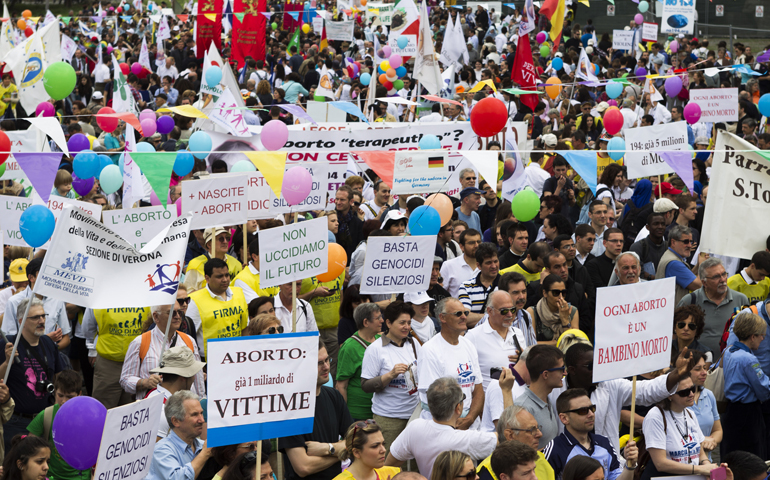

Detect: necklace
[669,410,691,464]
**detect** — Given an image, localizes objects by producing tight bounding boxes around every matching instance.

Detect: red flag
[353,151,395,188]
[232,0,268,66]
[540,0,559,18]
[512,34,540,112]
[196,0,223,59]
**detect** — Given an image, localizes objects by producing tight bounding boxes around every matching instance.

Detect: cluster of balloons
[376,44,408,93]
[470,97,508,137]
[67,142,122,196]
[346,60,364,82]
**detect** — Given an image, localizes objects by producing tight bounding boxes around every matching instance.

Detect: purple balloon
[52,396,107,470]
[35,102,55,117]
[282,166,312,206]
[67,133,90,153]
[261,120,288,150]
[157,115,175,134]
[664,76,683,97]
[670,41,679,53]
[635,67,648,78]
[72,173,95,197]
[141,118,157,137]
[634,13,643,24]
[382,45,391,57]
[683,102,701,124]
[536,31,547,44]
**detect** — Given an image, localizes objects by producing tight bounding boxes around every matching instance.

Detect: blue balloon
[607,137,625,161]
[395,66,407,77]
[360,72,371,86]
[20,205,55,248]
[419,134,442,150]
[759,94,770,118]
[205,65,223,87]
[73,150,100,179]
[136,142,155,153]
[378,65,385,74]
[232,160,256,172]
[174,150,195,177]
[408,205,441,236]
[189,131,212,159]
[606,82,623,99]
[98,154,113,174]
[552,58,563,70]
[397,36,409,49]
[118,155,125,176]
[328,230,336,244]
[99,165,123,194]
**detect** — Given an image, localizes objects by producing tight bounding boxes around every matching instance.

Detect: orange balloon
[386,68,396,77]
[361,0,367,5]
[545,76,562,100]
[22,10,31,18]
[16,19,25,29]
[317,243,347,282]
[425,193,454,226]
[379,73,387,84]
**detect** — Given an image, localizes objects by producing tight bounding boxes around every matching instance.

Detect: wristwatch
[328,443,335,455]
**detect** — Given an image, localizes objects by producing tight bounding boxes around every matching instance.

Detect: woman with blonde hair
[430,451,476,480]
[243,313,284,336]
[332,420,399,480]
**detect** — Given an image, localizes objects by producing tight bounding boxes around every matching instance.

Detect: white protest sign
[642,22,658,42]
[259,218,328,288]
[93,395,163,480]
[245,173,273,220]
[624,122,688,179]
[688,88,739,123]
[360,236,434,294]
[0,195,35,247]
[206,332,319,447]
[182,173,248,230]
[661,0,695,35]
[312,16,323,33]
[377,3,394,24]
[592,277,675,382]
[102,206,178,250]
[269,164,329,214]
[612,30,634,50]
[325,20,354,41]
[392,151,450,194]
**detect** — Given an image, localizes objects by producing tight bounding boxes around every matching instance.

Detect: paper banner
[659,150,694,193]
[243,151,287,197]
[234,12,245,21]
[276,104,317,125]
[27,117,70,155]
[421,95,463,106]
[353,151,394,188]
[329,102,369,123]
[129,152,177,208]
[502,88,544,96]
[157,105,208,118]
[13,152,63,203]
[462,151,499,192]
[98,112,143,135]
[204,13,218,21]
[468,79,497,93]
[178,14,189,22]
[560,150,598,194]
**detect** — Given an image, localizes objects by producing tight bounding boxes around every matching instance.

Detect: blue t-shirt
[664,249,696,288]
[690,388,720,461]
[455,207,481,232]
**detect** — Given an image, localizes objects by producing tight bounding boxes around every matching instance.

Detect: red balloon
[24,27,33,37]
[96,107,119,133]
[117,6,123,12]
[0,131,10,165]
[119,63,129,76]
[603,107,624,135]
[382,80,393,90]
[470,97,508,137]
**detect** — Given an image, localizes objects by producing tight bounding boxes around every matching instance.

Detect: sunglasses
[544,366,566,374]
[445,310,471,317]
[675,386,697,397]
[564,404,597,415]
[178,297,191,305]
[677,322,697,330]
[267,326,285,334]
[675,238,693,244]
[456,471,477,480]
[352,419,377,435]
[549,289,568,297]
[464,176,477,181]
[496,308,514,315]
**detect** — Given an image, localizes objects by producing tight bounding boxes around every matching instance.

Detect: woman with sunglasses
[242,314,284,336]
[670,306,710,364]
[333,420,399,480]
[688,350,722,462]
[429,450,476,480]
[526,275,578,346]
[640,376,716,480]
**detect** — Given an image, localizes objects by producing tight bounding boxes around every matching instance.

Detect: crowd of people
[0,2,769,480]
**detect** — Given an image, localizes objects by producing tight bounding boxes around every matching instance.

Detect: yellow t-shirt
[94,307,151,362]
[333,466,401,480]
[186,254,243,289]
[300,271,345,330]
[597,155,623,178]
[500,263,542,285]
[477,451,554,480]
[727,271,770,305]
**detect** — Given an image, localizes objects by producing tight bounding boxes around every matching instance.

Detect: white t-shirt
[389,419,497,479]
[361,337,421,419]
[410,317,436,344]
[642,407,704,464]
[464,322,527,390]
[481,378,528,432]
[147,385,173,439]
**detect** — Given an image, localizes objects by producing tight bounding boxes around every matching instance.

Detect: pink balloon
[670,41,679,53]
[389,54,403,68]
[150,190,161,206]
[130,63,142,75]
[139,109,156,123]
[382,46,391,57]
[140,118,157,137]
[107,45,114,54]
[281,166,313,206]
[607,99,618,107]
[35,102,55,117]
[536,31,547,44]
[683,103,701,124]
[175,197,182,216]
[261,120,289,151]
[634,13,643,24]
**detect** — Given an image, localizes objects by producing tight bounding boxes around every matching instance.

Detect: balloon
[670,41,679,53]
[360,73,371,85]
[35,102,55,117]
[607,137,625,161]
[393,79,404,90]
[281,166,312,206]
[119,63,130,76]
[536,31,547,44]
[261,120,289,151]
[381,80,393,91]
[594,63,601,75]
[635,67,648,78]
[540,45,550,57]
[99,165,123,194]
[96,106,118,132]
[73,150,100,179]
[380,60,391,71]
[386,68,397,78]
[683,102,701,124]
[470,97,508,137]
[117,6,123,12]
[395,66,406,77]
[19,205,55,248]
[271,22,278,29]
[603,107,624,135]
[68,133,90,154]
[665,76,683,97]
[136,141,156,153]
[606,82,623,99]
[72,173,95,196]
[140,118,157,137]
[328,230,336,244]
[639,0,649,12]
[397,36,408,49]
[43,62,77,101]
[552,58,563,70]
[317,243,347,282]
[634,13,644,24]
[425,193,453,226]
[382,46,392,57]
[545,77,562,100]
[758,94,770,117]
[189,131,212,159]
[389,54,403,68]
[175,197,182,217]
[408,205,441,236]
[379,73,387,84]
[231,160,256,172]
[377,49,385,59]
[0,162,5,176]
[361,0,367,5]
[107,45,113,55]
[98,155,112,174]
[131,62,142,75]
[0,131,9,165]
[419,134,442,150]
[22,9,31,18]
[139,109,156,123]
[510,188,540,222]
[302,23,310,33]
[16,19,25,29]
[156,115,175,135]
[52,397,107,470]
[174,150,195,177]
[205,65,223,87]
[607,99,618,107]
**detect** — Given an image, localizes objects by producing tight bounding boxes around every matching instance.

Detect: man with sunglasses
[656,225,708,306]
[514,345,565,449]
[545,389,638,480]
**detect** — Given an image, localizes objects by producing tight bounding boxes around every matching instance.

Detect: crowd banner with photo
[612,30,634,50]
[102,206,179,250]
[359,236,434,294]
[593,277,675,383]
[35,205,192,308]
[325,20,355,41]
[642,22,658,42]
[392,151,450,194]
[182,173,249,230]
[688,88,739,123]
[701,132,770,259]
[259,218,328,289]
[661,0,696,35]
[206,332,319,447]
[93,395,164,480]
[624,122,689,179]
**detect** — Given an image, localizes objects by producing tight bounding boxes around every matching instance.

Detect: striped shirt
[458,273,500,313]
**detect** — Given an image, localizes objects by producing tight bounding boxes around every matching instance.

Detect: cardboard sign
[102,206,179,250]
[359,236,434,294]
[612,30,634,50]
[206,332,319,447]
[392,151,450,194]
[182,173,249,230]
[259,218,328,288]
[592,278,675,382]
[624,122,688,179]
[245,173,274,220]
[661,0,695,35]
[689,88,739,123]
[642,22,658,42]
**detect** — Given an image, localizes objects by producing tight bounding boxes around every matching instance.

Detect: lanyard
[669,410,691,463]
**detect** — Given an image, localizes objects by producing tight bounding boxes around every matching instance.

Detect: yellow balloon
[301,23,310,33]
[545,76,562,100]
[380,60,390,71]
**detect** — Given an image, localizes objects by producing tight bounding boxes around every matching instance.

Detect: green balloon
[271,22,278,29]
[0,161,5,177]
[511,188,540,222]
[393,79,404,90]
[539,45,550,57]
[43,62,77,101]
[314,95,326,102]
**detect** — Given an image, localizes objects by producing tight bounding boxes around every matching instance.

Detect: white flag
[18,33,48,114]
[133,0,142,11]
[60,34,76,62]
[0,20,15,59]
[209,88,250,136]
[112,54,137,113]
[576,47,598,82]
[139,36,151,71]
[316,65,335,100]
[43,11,57,26]
[2,2,8,19]
[414,0,441,95]
[644,77,663,102]
[519,0,535,36]
[156,15,171,41]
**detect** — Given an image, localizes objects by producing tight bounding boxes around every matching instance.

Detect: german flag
[428,156,444,168]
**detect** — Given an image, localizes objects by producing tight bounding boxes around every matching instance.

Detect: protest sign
[642,22,658,42]
[36,206,192,308]
[0,195,35,247]
[325,20,354,41]
[312,16,323,33]
[688,88,739,123]
[245,173,273,220]
[661,0,695,35]
[259,218,328,288]
[376,3,393,24]
[93,395,163,480]
[182,173,248,230]
[206,332,319,447]
[392,151,450,194]
[701,132,770,259]
[624,122,688,179]
[360,236,434,294]
[612,30,634,50]
[593,277,675,382]
[102,206,178,250]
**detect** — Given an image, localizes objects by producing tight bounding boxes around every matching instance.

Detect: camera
[35,380,54,395]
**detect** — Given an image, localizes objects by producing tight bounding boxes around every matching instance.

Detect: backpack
[620,201,645,250]
[577,187,613,225]
[139,330,195,361]
[42,405,55,441]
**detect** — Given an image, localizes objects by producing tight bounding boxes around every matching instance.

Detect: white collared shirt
[464,320,526,390]
[440,255,479,298]
[273,294,318,333]
[3,287,71,337]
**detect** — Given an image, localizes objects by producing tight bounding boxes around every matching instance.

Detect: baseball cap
[9,259,29,283]
[653,197,679,213]
[150,346,206,377]
[460,187,484,199]
[381,210,407,230]
[659,182,683,196]
[542,133,558,147]
[596,101,610,113]
[92,91,104,100]
[695,136,709,146]
[403,291,433,305]
[204,227,229,243]
[433,256,444,265]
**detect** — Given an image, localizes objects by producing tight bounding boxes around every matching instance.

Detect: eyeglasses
[267,326,285,334]
[549,289,568,297]
[677,322,697,330]
[445,310,470,317]
[564,404,597,415]
[508,425,542,435]
[318,357,334,368]
[560,244,576,250]
[706,272,728,280]
[544,366,566,374]
[28,314,47,321]
[675,238,693,245]
[352,202,361,207]
[456,470,477,480]
[352,419,377,435]
[178,296,191,304]
[458,393,467,405]
[675,386,697,397]
[496,308,514,316]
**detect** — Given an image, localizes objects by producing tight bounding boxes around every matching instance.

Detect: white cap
[92,91,104,100]
[381,210,407,229]
[404,291,433,305]
[678,33,685,38]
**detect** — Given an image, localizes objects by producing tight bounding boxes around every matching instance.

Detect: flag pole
[3,287,36,384]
